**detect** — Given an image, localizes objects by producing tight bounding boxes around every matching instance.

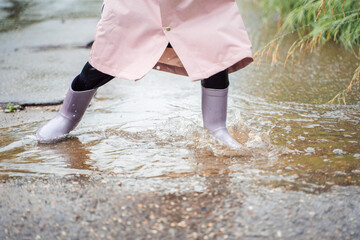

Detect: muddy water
[0,0,359,193]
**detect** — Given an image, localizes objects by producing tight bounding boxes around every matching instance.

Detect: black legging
[73,62,114,91]
[73,44,229,91]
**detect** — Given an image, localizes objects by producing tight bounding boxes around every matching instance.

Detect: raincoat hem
[188,48,253,81]
[89,56,144,81]
[90,47,253,81]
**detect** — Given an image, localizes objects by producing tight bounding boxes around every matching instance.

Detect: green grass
[256,0,360,104]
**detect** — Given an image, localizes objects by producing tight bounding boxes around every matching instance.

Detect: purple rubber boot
[202,87,243,149]
[36,76,97,143]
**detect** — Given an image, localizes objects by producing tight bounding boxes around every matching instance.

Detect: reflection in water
[37,137,94,171]
[0,131,95,177]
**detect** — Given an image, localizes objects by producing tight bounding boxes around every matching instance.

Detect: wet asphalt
[1,176,359,240]
[0,18,97,105]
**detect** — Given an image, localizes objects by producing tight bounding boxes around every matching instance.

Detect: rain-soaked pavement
[1,0,360,239]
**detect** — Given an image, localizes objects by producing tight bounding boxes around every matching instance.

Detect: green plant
[4,103,22,113]
[256,0,360,104]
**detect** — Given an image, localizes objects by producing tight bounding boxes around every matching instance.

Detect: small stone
[309,211,316,216]
[334,171,346,176]
[39,223,46,230]
[276,230,282,238]
[305,147,315,153]
[298,136,305,140]
[333,149,345,154]
[177,221,186,228]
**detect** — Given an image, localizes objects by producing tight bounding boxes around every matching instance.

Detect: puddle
[0,0,359,194]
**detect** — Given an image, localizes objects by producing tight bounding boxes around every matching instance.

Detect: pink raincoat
[89,0,253,81]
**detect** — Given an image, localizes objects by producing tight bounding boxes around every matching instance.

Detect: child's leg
[36,62,114,143]
[74,62,114,91]
[201,69,243,148]
[201,69,229,89]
